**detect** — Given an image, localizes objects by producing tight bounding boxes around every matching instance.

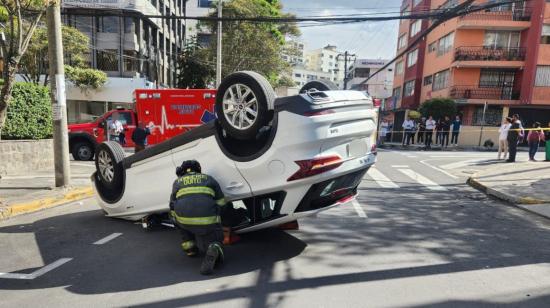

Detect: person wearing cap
[169,160,226,275]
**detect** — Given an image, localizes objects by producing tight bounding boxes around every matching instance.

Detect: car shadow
[0,209,306,294]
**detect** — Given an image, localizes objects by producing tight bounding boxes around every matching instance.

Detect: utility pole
[337,51,356,90]
[216,0,223,87]
[46,1,70,187]
[478,101,488,147]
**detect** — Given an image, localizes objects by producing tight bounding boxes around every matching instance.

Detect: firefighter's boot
[200,243,224,275]
[181,241,198,257]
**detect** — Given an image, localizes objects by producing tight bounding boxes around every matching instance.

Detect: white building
[185,0,214,46]
[348,59,394,99]
[282,40,305,66]
[290,67,333,89]
[304,45,346,88]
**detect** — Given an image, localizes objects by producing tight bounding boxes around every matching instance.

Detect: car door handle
[226,182,244,190]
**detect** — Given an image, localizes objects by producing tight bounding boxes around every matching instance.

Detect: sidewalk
[468,160,550,219]
[0,161,96,220]
[379,141,533,152]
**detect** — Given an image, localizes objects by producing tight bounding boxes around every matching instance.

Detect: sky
[281,0,402,60]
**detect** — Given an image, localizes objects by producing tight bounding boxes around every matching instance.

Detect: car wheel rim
[78,146,92,160]
[98,150,114,183]
[222,83,258,131]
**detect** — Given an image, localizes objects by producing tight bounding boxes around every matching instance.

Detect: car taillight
[287,155,343,181]
[303,109,335,117]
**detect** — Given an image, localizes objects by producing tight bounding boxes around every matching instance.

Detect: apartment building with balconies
[392,0,550,144]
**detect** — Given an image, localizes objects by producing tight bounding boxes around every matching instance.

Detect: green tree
[0,82,52,140]
[65,65,107,90]
[419,98,457,120]
[0,0,48,130]
[202,0,299,86]
[20,26,90,85]
[176,37,214,89]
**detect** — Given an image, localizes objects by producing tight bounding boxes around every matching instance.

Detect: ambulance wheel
[300,80,338,93]
[95,141,125,190]
[72,141,94,161]
[216,71,275,141]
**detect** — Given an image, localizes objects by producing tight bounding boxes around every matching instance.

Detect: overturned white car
[92,71,377,233]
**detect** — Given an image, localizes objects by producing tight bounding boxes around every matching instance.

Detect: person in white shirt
[379,120,389,145]
[498,117,512,160]
[402,117,415,146]
[107,112,124,143]
[424,116,436,149]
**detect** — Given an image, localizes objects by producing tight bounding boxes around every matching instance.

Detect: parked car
[67,89,217,160]
[92,71,378,234]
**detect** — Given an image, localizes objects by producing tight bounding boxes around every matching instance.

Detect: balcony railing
[459,8,531,22]
[454,46,526,62]
[450,86,520,100]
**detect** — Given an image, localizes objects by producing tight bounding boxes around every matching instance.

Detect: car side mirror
[98,121,105,128]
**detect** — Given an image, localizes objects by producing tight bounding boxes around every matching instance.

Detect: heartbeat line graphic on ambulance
[150,105,201,135]
[149,105,216,135]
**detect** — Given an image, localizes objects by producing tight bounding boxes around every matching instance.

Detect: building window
[198,0,213,8]
[398,34,407,49]
[404,80,415,97]
[407,49,418,67]
[432,69,449,91]
[479,69,516,87]
[542,25,550,44]
[295,73,302,78]
[97,50,119,71]
[354,68,370,78]
[413,0,422,7]
[423,75,433,86]
[400,5,409,24]
[124,17,136,33]
[440,0,458,9]
[483,31,520,49]
[395,61,404,75]
[97,16,120,33]
[428,41,437,53]
[410,20,421,37]
[123,50,139,72]
[437,32,454,56]
[535,66,550,86]
[393,87,402,101]
[472,106,502,126]
[74,15,93,33]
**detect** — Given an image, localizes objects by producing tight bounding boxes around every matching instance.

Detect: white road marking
[398,168,447,191]
[70,162,96,167]
[0,258,72,280]
[440,159,481,170]
[391,165,409,168]
[93,232,123,245]
[419,160,459,179]
[352,200,367,218]
[367,168,400,188]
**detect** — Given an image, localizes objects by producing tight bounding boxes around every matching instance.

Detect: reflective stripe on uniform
[181,240,195,250]
[175,186,215,199]
[216,198,226,206]
[173,215,221,225]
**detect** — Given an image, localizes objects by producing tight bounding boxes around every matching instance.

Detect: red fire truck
[68,89,217,160]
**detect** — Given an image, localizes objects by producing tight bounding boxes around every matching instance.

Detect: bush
[419,98,457,120]
[65,65,107,89]
[1,83,53,140]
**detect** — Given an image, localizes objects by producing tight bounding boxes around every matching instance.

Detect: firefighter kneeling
[169,160,225,275]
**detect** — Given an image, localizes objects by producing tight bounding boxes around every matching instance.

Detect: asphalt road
[2,150,550,307]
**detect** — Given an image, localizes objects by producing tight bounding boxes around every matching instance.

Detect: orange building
[391,0,550,143]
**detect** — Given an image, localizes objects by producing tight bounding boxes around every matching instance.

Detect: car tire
[72,141,94,161]
[216,71,275,140]
[299,80,339,93]
[95,141,125,190]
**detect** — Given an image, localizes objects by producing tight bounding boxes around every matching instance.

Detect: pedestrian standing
[545,121,550,161]
[507,116,521,162]
[417,117,426,144]
[527,122,545,161]
[410,119,416,145]
[379,119,389,145]
[132,121,152,153]
[440,116,451,148]
[498,117,511,160]
[402,117,415,146]
[107,112,123,143]
[435,119,442,145]
[425,116,436,149]
[451,115,461,146]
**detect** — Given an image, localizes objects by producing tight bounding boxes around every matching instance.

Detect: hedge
[1,83,53,140]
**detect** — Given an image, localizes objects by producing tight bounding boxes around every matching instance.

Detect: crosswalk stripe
[397,168,447,191]
[367,168,400,188]
[440,159,480,170]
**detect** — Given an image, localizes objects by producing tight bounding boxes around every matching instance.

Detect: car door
[170,136,252,201]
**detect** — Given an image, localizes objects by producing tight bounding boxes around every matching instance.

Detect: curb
[467,177,550,204]
[0,186,94,220]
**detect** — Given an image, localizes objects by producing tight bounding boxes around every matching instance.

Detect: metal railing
[454,46,526,62]
[450,85,520,100]
[459,8,531,22]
